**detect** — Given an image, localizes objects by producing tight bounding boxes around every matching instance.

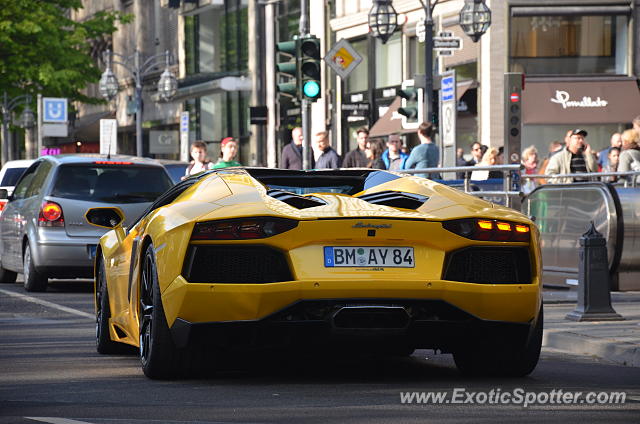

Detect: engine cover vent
[357,191,428,210]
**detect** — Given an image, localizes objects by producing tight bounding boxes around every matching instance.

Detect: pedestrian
[381,133,409,171]
[212,137,242,169]
[342,127,369,168]
[471,147,500,180]
[617,129,640,182]
[544,129,597,183]
[404,122,440,179]
[455,147,467,179]
[633,115,640,133]
[601,146,621,183]
[597,133,622,170]
[521,145,539,193]
[537,140,564,185]
[184,140,214,179]
[314,131,341,169]
[467,141,484,165]
[281,127,308,170]
[365,138,386,170]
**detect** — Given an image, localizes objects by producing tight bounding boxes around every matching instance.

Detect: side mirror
[85,207,125,229]
[0,189,8,200]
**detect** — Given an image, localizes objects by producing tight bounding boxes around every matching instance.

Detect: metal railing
[400,166,640,209]
[401,164,522,208]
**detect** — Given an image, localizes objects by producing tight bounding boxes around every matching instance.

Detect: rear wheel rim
[139,252,154,365]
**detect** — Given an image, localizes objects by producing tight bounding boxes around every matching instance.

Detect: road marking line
[25,418,96,424]
[0,288,94,320]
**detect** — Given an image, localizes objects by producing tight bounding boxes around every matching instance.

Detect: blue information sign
[441,76,455,102]
[42,98,68,123]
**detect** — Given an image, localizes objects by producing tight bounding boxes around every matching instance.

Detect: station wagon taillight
[191,217,298,240]
[38,201,65,227]
[443,218,530,243]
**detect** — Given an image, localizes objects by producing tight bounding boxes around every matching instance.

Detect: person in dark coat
[343,127,370,168]
[281,127,306,169]
[366,138,386,170]
[315,131,342,169]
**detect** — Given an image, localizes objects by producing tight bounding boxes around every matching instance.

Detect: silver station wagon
[0,155,173,291]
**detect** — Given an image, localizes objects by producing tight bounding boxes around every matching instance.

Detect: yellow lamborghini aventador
[86,168,542,379]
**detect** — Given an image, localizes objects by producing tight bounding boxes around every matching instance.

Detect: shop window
[375,32,402,87]
[510,15,628,75]
[344,38,369,93]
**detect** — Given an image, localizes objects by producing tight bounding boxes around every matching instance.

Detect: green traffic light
[303,81,320,98]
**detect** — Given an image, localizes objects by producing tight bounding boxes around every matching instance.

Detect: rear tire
[96,258,126,354]
[453,306,543,378]
[23,243,47,292]
[139,244,186,379]
[0,258,17,283]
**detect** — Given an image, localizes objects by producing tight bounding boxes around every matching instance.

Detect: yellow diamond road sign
[324,39,363,80]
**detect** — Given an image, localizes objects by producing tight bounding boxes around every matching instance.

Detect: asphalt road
[1,280,639,424]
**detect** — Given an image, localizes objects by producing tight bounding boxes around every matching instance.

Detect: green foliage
[0,0,131,104]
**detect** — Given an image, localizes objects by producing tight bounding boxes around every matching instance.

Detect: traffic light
[504,72,523,164]
[276,39,300,99]
[397,79,423,129]
[299,35,321,101]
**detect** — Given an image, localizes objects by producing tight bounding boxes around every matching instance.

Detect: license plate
[87,245,97,260]
[324,246,414,268]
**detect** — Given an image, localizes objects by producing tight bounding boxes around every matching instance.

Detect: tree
[0,0,131,104]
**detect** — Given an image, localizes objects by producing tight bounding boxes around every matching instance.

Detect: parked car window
[12,162,41,200]
[0,167,30,186]
[50,164,173,203]
[25,161,53,198]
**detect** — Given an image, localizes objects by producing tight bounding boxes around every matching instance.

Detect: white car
[0,159,34,212]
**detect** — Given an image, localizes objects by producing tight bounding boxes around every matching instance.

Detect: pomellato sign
[550,90,608,109]
[523,79,640,125]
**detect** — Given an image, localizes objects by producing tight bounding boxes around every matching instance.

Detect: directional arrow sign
[433,37,462,50]
[42,97,68,123]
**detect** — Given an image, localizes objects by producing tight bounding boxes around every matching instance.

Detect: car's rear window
[164,164,188,184]
[50,164,173,203]
[1,167,29,186]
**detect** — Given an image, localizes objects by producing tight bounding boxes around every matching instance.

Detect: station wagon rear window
[50,164,173,203]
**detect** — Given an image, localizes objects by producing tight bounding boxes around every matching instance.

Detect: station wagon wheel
[139,243,183,379]
[23,243,47,292]
[96,258,125,354]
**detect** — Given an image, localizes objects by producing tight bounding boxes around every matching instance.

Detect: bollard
[566,222,624,321]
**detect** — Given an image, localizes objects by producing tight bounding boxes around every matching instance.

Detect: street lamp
[99,49,177,157]
[368,0,398,44]
[459,0,492,42]
[1,92,35,165]
[369,0,491,124]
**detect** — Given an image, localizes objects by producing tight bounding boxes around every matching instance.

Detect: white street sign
[440,70,456,149]
[180,111,190,161]
[100,119,117,155]
[42,124,68,137]
[324,39,363,80]
[42,97,67,123]
[433,37,463,51]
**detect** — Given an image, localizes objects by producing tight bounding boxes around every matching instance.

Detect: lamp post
[369,0,491,124]
[99,49,177,157]
[1,92,35,165]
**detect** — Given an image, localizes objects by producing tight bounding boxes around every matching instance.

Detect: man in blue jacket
[381,133,408,171]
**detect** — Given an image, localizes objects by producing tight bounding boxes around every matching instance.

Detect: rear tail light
[38,201,65,227]
[443,218,530,243]
[0,200,7,213]
[191,217,298,240]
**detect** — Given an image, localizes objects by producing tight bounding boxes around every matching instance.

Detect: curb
[543,330,640,367]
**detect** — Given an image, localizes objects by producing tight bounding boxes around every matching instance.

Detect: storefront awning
[368,81,477,138]
[522,78,640,125]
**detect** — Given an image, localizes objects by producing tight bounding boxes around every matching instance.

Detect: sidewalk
[542,290,640,367]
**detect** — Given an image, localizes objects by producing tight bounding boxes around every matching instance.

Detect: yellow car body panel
[94,169,542,350]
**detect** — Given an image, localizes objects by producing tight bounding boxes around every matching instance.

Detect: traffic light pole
[300,0,312,170]
[423,0,435,125]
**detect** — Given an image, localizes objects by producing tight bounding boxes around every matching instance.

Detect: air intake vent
[443,247,532,284]
[183,245,292,284]
[267,189,327,209]
[357,191,428,210]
